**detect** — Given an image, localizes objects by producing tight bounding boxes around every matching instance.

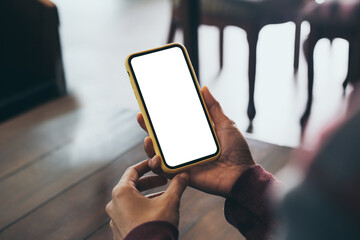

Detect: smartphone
[125,43,220,173]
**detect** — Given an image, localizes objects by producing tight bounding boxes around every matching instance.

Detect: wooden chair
[300,0,360,129]
[168,0,305,124]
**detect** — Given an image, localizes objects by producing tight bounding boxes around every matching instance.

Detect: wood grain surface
[0,96,292,240]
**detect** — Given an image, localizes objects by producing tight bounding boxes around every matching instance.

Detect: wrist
[222,163,255,198]
[124,221,179,240]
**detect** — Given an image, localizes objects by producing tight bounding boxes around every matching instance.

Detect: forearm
[224,164,281,240]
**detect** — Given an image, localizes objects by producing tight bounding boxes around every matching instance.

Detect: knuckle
[125,167,137,177]
[105,202,112,214]
[112,184,134,199]
[125,166,134,172]
[227,119,236,127]
[111,186,125,198]
[109,220,114,228]
[109,221,116,233]
[175,176,187,187]
[211,100,221,110]
[147,150,155,158]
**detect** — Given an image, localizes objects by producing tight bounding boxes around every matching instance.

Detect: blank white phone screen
[130,46,218,168]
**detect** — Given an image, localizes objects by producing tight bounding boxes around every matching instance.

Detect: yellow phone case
[125,43,221,173]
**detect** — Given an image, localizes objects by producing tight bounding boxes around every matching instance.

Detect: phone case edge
[125,43,221,174]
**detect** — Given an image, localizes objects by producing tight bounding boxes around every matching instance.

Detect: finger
[163,173,189,202]
[136,175,168,192]
[149,156,176,179]
[146,191,165,198]
[109,220,122,240]
[121,160,151,185]
[137,113,148,133]
[109,220,115,232]
[148,155,163,175]
[105,201,113,219]
[144,137,156,158]
[201,86,230,128]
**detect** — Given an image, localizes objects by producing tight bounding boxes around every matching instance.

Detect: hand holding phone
[138,86,256,198]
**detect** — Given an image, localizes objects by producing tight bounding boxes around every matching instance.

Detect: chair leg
[343,42,354,91]
[246,28,259,122]
[294,21,301,73]
[300,34,317,130]
[344,40,360,91]
[355,40,360,84]
[167,20,177,44]
[219,26,224,70]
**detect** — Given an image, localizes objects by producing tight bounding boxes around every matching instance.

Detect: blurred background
[1,0,354,148]
[51,0,351,147]
[1,0,359,239]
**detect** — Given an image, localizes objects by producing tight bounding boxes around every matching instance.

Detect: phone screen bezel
[128,44,220,169]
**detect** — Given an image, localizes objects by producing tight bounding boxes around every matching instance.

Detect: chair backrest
[0,0,66,122]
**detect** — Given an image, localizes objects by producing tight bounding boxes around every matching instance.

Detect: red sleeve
[224,164,281,240]
[124,221,178,240]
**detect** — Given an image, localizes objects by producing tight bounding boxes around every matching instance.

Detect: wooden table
[0,95,292,240]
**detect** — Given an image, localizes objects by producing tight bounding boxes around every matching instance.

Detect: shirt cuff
[224,164,279,240]
[124,221,179,240]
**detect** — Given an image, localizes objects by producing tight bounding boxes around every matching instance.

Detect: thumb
[164,173,188,203]
[201,86,230,128]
